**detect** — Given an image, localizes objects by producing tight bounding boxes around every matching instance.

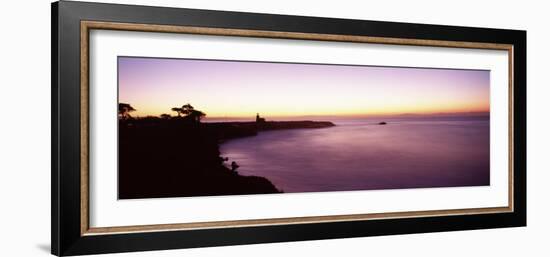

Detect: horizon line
[205,111,490,119]
[131,110,490,119]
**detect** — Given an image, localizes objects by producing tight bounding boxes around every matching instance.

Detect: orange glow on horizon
[127,101,489,119]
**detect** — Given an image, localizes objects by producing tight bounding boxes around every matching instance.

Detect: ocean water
[219,116,490,193]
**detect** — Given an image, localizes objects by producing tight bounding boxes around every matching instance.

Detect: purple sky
[118,57,490,118]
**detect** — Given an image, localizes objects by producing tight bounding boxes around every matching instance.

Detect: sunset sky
[118,57,490,119]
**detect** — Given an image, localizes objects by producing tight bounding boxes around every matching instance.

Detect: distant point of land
[118,105,334,199]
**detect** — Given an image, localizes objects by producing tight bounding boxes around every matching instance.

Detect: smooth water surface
[219,116,490,193]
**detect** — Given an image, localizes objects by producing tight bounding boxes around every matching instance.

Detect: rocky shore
[118,118,334,199]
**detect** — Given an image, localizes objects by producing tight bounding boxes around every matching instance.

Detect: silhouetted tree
[181,104,195,116]
[188,110,206,123]
[171,104,206,123]
[118,103,136,120]
[171,107,183,117]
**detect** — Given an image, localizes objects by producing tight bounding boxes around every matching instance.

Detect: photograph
[118,56,491,199]
[48,2,528,255]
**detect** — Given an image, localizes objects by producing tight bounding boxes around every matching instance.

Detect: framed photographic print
[51,1,526,256]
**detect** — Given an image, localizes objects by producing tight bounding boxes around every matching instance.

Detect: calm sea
[219,116,490,193]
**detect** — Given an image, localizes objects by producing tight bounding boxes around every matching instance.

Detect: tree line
[119,103,206,123]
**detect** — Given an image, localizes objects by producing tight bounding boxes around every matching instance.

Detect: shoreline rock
[118,119,332,199]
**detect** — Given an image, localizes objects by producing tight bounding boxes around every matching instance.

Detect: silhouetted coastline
[118,115,334,199]
[208,120,335,140]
